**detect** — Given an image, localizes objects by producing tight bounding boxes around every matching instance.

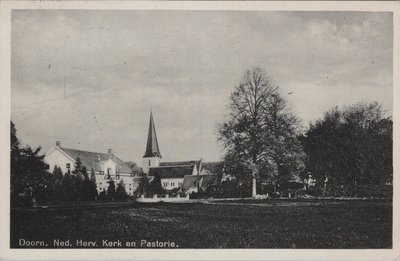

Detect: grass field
[10,199,392,248]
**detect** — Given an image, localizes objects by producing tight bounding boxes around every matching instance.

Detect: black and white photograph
[0,1,399,260]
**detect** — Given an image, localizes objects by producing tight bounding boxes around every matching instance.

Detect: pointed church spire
[143,111,162,158]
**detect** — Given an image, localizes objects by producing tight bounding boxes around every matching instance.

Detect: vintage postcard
[0,1,399,260]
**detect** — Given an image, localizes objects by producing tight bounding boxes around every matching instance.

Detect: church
[44,111,222,196]
[143,111,222,194]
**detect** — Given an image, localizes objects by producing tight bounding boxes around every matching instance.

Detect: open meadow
[11,199,392,248]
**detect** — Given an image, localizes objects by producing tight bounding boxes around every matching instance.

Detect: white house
[45,142,139,196]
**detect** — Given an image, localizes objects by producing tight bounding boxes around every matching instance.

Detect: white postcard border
[0,1,399,260]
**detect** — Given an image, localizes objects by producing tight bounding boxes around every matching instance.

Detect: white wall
[101,158,117,175]
[161,178,184,190]
[142,157,160,174]
[45,148,75,174]
[95,174,138,196]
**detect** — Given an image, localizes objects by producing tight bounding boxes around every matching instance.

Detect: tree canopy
[11,121,51,206]
[302,102,392,197]
[218,67,305,196]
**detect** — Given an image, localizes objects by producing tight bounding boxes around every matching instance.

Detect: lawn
[10,199,392,248]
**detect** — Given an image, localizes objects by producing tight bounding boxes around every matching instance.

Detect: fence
[135,194,190,203]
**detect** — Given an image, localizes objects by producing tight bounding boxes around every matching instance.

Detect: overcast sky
[11,10,393,165]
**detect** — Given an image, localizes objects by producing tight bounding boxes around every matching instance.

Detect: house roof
[148,165,194,179]
[201,161,224,174]
[182,174,221,191]
[160,160,202,172]
[59,147,131,173]
[143,111,162,158]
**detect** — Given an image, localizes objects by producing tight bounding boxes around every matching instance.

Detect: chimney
[108,148,113,154]
[56,141,61,147]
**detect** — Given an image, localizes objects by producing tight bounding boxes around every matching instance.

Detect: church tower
[142,111,162,174]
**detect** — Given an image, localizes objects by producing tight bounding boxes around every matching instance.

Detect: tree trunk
[252,178,257,197]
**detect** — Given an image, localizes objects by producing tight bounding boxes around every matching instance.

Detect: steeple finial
[143,110,162,158]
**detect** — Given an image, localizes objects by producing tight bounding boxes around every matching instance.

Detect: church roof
[148,165,194,179]
[143,111,162,158]
[201,161,224,174]
[182,174,221,192]
[59,147,131,173]
[160,160,202,172]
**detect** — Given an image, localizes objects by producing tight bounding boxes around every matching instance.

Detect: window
[196,181,200,188]
[171,182,175,187]
[106,168,112,179]
[116,172,120,180]
[66,163,71,169]
[148,160,151,166]
[99,171,104,175]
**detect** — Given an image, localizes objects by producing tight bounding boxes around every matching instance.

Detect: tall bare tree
[218,67,305,197]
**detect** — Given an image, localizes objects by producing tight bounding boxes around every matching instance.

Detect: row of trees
[49,160,98,203]
[219,67,392,198]
[11,67,393,203]
[301,102,392,197]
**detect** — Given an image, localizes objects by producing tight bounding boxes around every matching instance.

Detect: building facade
[45,142,139,196]
[44,111,223,197]
[143,112,222,194]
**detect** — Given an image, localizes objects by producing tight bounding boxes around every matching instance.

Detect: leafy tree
[115,180,128,201]
[218,179,247,198]
[218,67,305,197]
[60,170,74,202]
[127,161,143,177]
[148,174,164,196]
[72,157,87,201]
[88,168,98,201]
[50,165,63,202]
[10,121,51,206]
[303,102,392,197]
[107,180,116,200]
[98,190,107,201]
[135,176,150,197]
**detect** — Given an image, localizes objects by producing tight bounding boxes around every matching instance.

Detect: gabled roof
[59,147,131,173]
[160,160,202,172]
[182,174,221,192]
[148,165,194,179]
[201,161,224,174]
[143,111,162,158]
